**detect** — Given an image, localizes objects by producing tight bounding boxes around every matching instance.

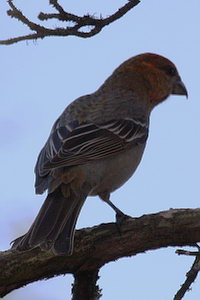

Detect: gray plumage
[12,90,149,255]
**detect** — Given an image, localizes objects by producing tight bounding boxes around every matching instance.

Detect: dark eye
[164,66,177,76]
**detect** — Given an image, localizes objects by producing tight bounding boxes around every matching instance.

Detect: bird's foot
[116,211,131,224]
[115,212,132,235]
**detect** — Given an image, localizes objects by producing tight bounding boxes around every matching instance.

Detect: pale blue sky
[1,1,200,299]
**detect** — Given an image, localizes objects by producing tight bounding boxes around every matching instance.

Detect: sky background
[0,0,200,299]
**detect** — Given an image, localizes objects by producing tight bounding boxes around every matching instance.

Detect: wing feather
[36,118,148,176]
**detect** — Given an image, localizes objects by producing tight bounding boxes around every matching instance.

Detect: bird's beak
[172,78,188,98]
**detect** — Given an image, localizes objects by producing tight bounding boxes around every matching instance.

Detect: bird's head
[109,53,188,111]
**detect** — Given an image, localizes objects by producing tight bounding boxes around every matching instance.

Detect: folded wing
[36,118,148,175]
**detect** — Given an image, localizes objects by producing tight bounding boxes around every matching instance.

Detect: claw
[116,212,131,224]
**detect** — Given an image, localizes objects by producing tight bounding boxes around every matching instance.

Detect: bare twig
[176,249,200,257]
[0,0,140,45]
[174,244,200,300]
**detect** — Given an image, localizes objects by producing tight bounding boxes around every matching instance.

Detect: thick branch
[0,0,140,45]
[72,270,102,300]
[1,208,200,297]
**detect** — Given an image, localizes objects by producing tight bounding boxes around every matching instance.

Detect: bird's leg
[99,192,131,224]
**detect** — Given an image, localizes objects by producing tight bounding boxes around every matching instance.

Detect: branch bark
[0,0,140,45]
[72,270,102,300]
[1,208,200,298]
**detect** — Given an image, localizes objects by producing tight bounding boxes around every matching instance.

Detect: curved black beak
[172,79,188,98]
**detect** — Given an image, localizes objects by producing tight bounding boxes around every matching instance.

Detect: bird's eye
[164,66,177,76]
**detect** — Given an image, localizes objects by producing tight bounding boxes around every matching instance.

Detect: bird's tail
[11,185,88,255]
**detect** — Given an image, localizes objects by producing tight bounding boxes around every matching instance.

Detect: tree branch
[1,208,200,298]
[0,0,140,45]
[72,270,102,300]
[174,245,200,300]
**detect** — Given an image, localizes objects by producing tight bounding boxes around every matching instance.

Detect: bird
[11,53,188,255]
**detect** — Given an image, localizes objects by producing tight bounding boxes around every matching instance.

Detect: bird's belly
[87,143,146,196]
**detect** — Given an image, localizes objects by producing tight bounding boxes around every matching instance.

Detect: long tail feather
[11,186,88,255]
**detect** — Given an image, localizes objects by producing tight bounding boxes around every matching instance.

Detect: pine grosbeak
[12,53,187,255]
